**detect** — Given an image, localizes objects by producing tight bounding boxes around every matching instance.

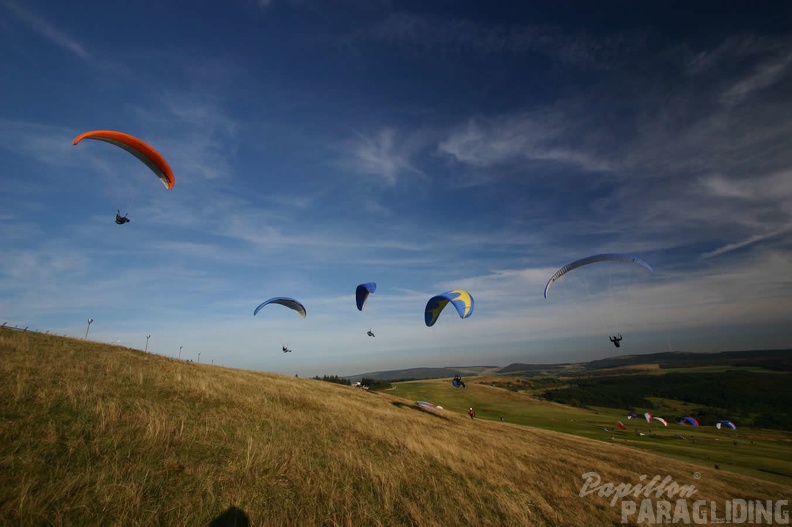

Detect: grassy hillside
[389,377,792,486]
[2,330,789,526]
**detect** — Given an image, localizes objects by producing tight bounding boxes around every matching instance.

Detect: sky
[1,1,791,377]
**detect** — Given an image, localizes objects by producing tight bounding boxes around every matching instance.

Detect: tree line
[540,371,792,430]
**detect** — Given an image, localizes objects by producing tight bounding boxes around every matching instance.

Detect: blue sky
[2,1,791,377]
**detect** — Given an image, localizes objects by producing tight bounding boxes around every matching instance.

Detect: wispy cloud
[697,174,754,200]
[4,1,91,60]
[130,93,239,182]
[0,119,80,169]
[344,128,425,185]
[349,13,637,70]
[685,34,792,71]
[683,34,792,111]
[701,224,792,259]
[720,51,792,106]
[438,110,617,180]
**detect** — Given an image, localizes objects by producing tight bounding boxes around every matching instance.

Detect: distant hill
[580,349,792,372]
[497,362,575,376]
[344,365,497,382]
[347,349,792,382]
[498,349,792,377]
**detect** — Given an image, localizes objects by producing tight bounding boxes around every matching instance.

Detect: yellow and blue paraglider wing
[253,297,307,318]
[424,289,474,327]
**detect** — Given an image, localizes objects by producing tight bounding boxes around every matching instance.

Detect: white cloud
[720,51,792,106]
[701,224,792,259]
[344,128,425,185]
[128,93,240,182]
[697,174,754,200]
[438,111,616,177]
[4,2,91,60]
[0,119,81,170]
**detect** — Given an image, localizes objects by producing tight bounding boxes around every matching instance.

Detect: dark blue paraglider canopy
[356,282,377,311]
[254,297,307,318]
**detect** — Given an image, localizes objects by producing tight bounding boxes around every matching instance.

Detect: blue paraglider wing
[254,297,307,318]
[355,282,377,311]
[425,290,474,327]
[544,253,655,299]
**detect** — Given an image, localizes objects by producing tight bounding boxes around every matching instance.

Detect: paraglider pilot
[468,407,475,419]
[115,210,130,225]
[609,334,623,348]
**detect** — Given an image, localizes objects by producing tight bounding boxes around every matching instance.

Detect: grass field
[388,377,792,487]
[2,330,790,526]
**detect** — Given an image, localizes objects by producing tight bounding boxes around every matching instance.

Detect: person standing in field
[468,407,475,419]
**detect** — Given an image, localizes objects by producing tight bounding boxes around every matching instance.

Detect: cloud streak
[720,51,792,106]
[343,128,426,185]
[701,225,792,259]
[438,111,617,180]
[4,2,91,60]
[350,13,638,70]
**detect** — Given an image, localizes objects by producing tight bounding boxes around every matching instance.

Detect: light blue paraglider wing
[355,282,377,311]
[254,297,307,318]
[543,253,654,299]
[424,290,474,327]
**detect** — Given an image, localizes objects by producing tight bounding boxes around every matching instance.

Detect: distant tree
[538,371,791,430]
[360,377,392,391]
[312,375,351,386]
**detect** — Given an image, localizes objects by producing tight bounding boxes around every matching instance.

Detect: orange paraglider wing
[73,130,175,189]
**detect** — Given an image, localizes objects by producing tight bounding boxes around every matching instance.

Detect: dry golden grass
[1,330,789,526]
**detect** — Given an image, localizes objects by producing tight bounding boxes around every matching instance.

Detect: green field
[388,377,792,486]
